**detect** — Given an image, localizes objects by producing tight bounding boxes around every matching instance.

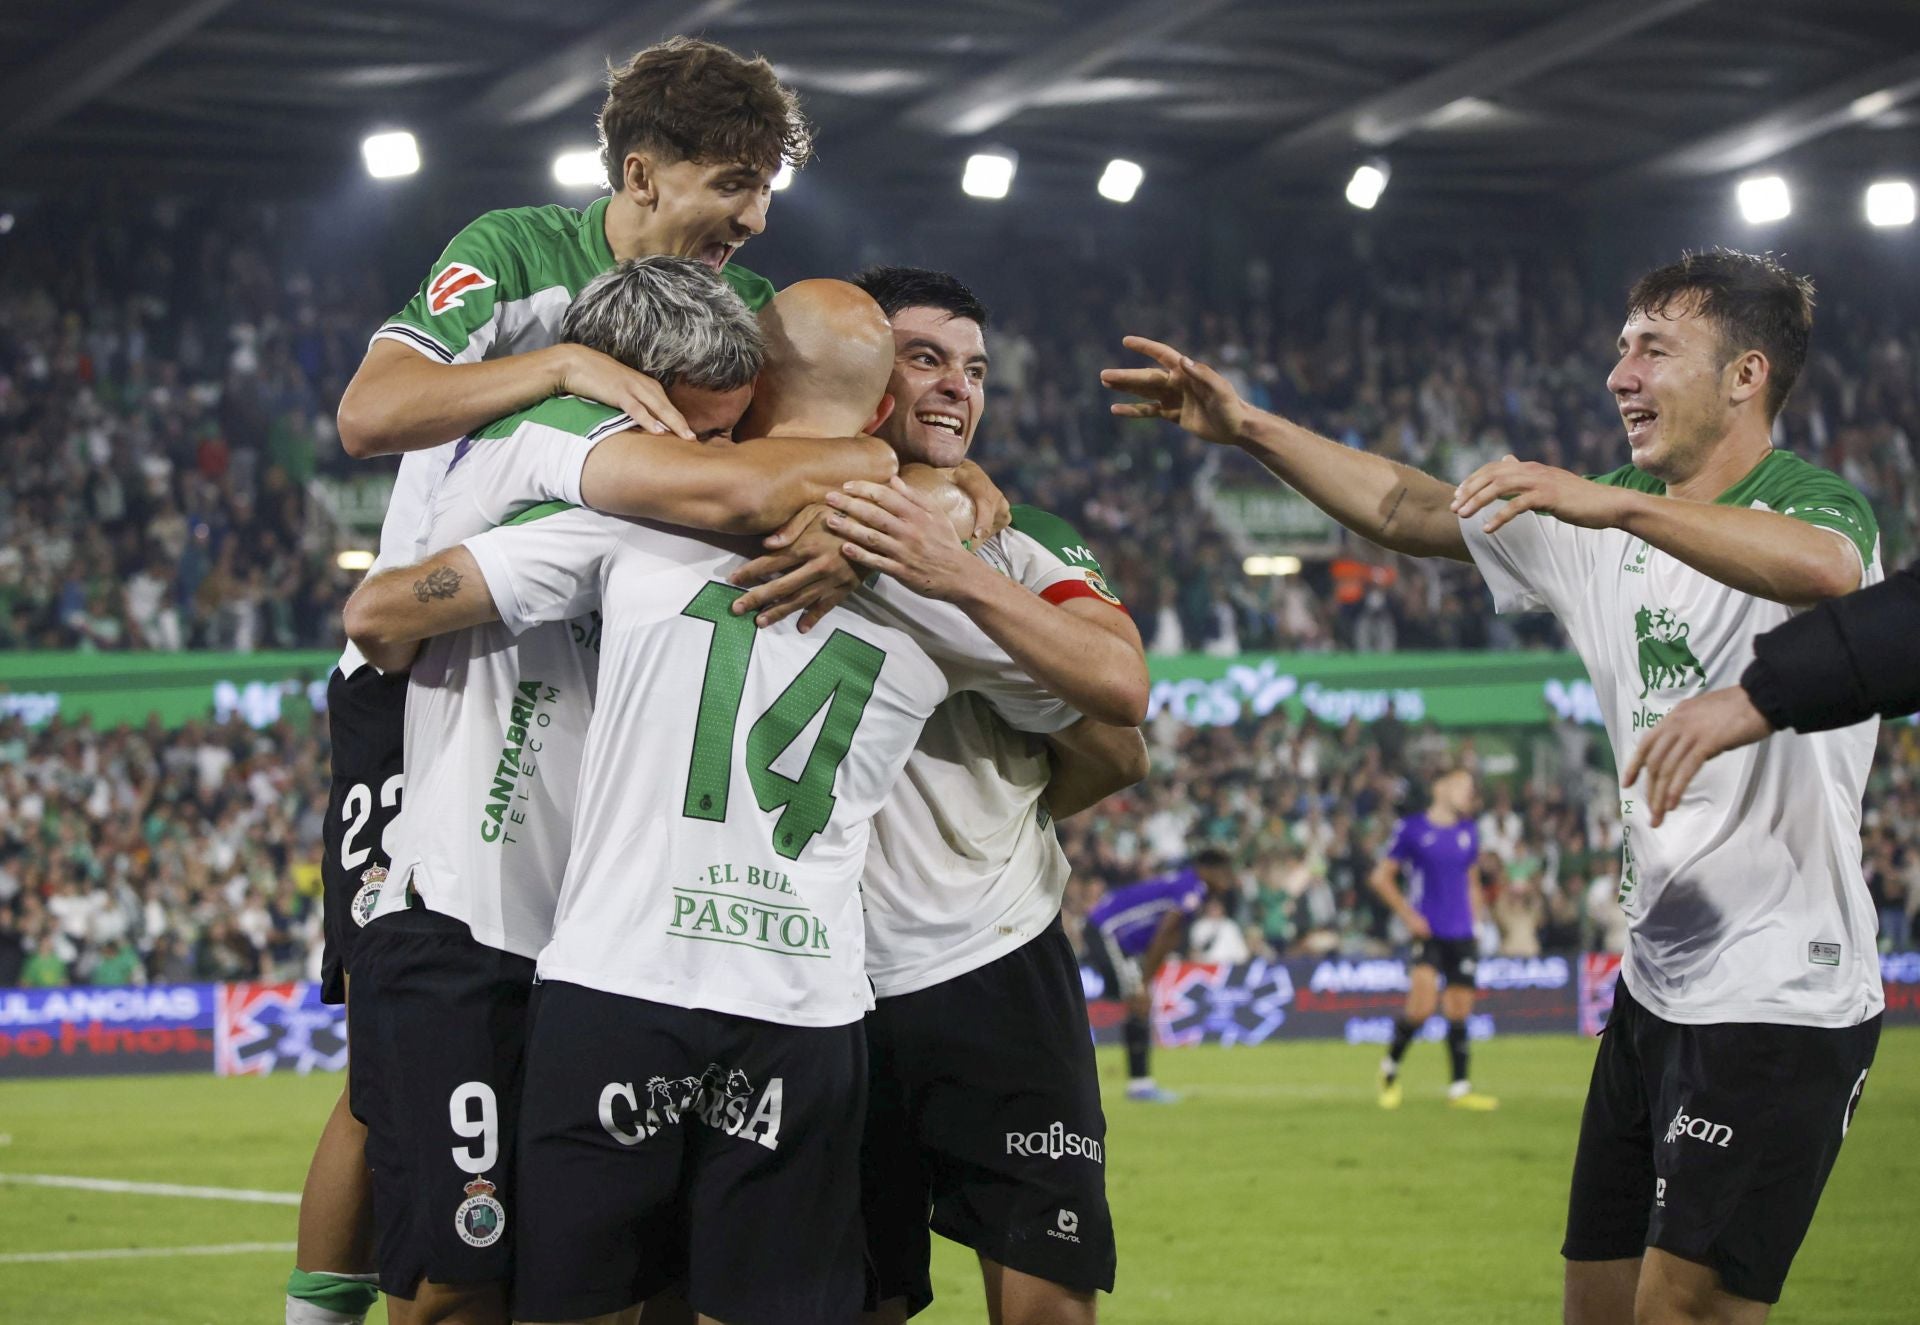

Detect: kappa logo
[1664,1107,1733,1148]
[454,1176,506,1248]
[1634,606,1706,698]
[350,865,386,928]
[427,263,496,315]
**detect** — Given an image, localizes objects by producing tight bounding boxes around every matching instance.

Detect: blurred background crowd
[1,199,1917,987]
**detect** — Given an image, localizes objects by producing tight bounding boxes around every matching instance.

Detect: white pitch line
[0,1241,295,1266]
[0,1173,300,1205]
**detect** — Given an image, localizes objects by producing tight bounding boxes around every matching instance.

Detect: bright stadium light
[1098,158,1144,204]
[771,162,795,191]
[552,150,603,188]
[361,131,420,180]
[962,152,1016,200]
[1243,555,1303,577]
[1345,160,1389,210]
[336,549,376,572]
[1737,175,1790,224]
[1866,180,1916,228]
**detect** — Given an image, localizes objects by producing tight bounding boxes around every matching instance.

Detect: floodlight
[336,549,377,572]
[1737,175,1790,224]
[1866,180,1915,228]
[361,131,420,180]
[1243,555,1303,577]
[962,152,1016,200]
[552,150,603,188]
[1345,161,1388,210]
[1098,158,1144,204]
[771,162,794,191]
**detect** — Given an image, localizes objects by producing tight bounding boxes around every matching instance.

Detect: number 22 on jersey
[678,583,887,861]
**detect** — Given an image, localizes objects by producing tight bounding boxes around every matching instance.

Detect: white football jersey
[864,505,1121,997]
[460,513,1078,1026]
[370,397,621,957]
[1461,451,1884,1028]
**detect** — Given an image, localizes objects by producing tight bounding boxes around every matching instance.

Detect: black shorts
[320,664,409,1005]
[1409,936,1479,989]
[863,920,1115,1318]
[346,906,536,1299]
[1562,976,1881,1304]
[513,982,867,1325]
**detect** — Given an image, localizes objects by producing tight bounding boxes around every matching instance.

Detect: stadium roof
[4,0,1919,209]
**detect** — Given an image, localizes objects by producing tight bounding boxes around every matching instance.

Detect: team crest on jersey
[453,1176,506,1247]
[350,865,387,928]
[426,263,496,315]
[1632,605,1705,697]
[1084,571,1122,607]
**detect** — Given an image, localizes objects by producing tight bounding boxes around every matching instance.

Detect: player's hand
[1622,685,1774,827]
[1451,456,1633,533]
[952,461,1010,543]
[826,477,987,602]
[728,505,861,632]
[552,343,694,440]
[1099,336,1249,447]
[1406,914,1433,940]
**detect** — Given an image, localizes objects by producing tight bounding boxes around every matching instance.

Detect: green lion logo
[1634,606,1706,697]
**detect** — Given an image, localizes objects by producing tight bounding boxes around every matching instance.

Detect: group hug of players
[288,33,1898,1325]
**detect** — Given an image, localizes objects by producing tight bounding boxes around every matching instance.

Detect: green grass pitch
[2,1031,1915,1323]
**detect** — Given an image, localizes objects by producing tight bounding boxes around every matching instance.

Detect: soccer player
[345,279,1081,1325]
[1369,768,1497,1111]
[292,38,808,1325]
[1082,850,1240,1105]
[777,268,1149,1325]
[1105,249,1883,1322]
[339,259,897,1325]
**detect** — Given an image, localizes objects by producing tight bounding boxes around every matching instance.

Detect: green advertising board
[0,649,1603,733]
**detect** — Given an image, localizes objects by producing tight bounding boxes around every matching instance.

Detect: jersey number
[340,773,404,871]
[679,583,885,860]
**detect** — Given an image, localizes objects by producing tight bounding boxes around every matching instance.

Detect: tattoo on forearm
[1380,484,1409,533]
[413,566,462,602]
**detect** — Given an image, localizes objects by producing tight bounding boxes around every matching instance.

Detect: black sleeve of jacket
[1740,559,1920,733]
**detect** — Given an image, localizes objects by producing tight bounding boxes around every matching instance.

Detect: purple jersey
[1387,813,1478,941]
[1088,868,1207,958]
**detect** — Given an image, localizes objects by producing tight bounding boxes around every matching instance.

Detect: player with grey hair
[560,254,765,394]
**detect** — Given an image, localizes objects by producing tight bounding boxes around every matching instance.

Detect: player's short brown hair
[598,37,812,189]
[1626,248,1815,420]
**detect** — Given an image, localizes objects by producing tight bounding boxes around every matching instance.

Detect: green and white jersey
[864,506,1123,997]
[458,514,1078,1027]
[1461,450,1884,1028]
[371,398,627,957]
[341,195,772,673]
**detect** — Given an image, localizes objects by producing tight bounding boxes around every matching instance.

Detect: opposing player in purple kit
[1369,768,1497,1111]
[291,36,812,1325]
[788,268,1150,1325]
[1081,850,1239,1105]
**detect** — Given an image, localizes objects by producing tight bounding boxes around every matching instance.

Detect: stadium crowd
[1,701,1914,991]
[4,202,1920,987]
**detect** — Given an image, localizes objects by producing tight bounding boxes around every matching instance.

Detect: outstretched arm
[1100,336,1468,561]
[579,430,898,534]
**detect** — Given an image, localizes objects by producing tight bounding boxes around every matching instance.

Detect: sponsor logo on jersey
[426,263,496,315]
[453,1176,506,1247]
[598,1063,785,1151]
[1808,941,1841,966]
[481,680,556,844]
[1623,541,1652,575]
[1663,1107,1733,1148]
[1084,571,1122,607]
[350,864,386,927]
[1006,1121,1104,1164]
[1048,1208,1083,1243]
[1633,606,1706,698]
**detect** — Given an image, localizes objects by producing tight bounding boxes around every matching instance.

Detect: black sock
[1123,1014,1151,1081]
[1446,1019,1470,1085]
[1384,1017,1419,1080]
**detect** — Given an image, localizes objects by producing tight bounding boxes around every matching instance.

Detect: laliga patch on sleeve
[427,263,497,315]
[1808,941,1842,966]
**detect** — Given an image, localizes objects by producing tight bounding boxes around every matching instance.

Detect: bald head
[738,280,895,439]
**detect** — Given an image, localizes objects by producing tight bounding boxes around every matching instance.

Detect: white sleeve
[917,601,1081,735]
[461,508,617,635]
[458,418,620,524]
[1457,503,1591,615]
